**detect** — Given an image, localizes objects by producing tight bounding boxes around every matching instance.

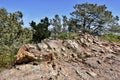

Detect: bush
[101,33,120,42]
[58,33,71,39]
[0,53,15,68]
[30,17,51,43]
[50,32,79,40]
[0,44,20,72]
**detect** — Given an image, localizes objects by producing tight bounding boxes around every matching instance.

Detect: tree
[51,14,62,34]
[17,28,33,43]
[68,18,77,32]
[62,15,68,32]
[30,17,51,42]
[107,16,120,33]
[0,8,32,47]
[108,24,120,33]
[0,8,33,68]
[70,3,119,35]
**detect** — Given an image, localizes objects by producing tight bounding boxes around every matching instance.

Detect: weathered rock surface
[15,44,37,64]
[0,34,120,80]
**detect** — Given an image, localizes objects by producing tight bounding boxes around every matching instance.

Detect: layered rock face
[0,34,120,80]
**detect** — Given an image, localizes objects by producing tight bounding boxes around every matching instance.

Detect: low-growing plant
[0,53,15,67]
[50,32,79,40]
[58,33,71,39]
[0,44,20,72]
[101,33,120,42]
[34,57,41,62]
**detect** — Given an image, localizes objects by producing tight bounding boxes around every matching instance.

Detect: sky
[0,0,120,27]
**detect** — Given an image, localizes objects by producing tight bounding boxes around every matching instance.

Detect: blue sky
[0,0,120,27]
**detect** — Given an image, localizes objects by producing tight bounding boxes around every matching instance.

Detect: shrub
[101,33,120,42]
[58,33,71,39]
[0,53,15,68]
[50,32,79,40]
[0,44,20,72]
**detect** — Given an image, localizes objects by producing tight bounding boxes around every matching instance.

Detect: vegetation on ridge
[0,3,120,72]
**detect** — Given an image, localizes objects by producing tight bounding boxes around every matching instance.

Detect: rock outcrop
[0,34,120,80]
[15,44,37,64]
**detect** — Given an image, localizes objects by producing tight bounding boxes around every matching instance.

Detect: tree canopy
[0,8,32,47]
[30,17,51,42]
[70,3,119,35]
[50,14,62,34]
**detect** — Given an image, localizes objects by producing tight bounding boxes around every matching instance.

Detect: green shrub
[58,33,71,39]
[0,53,15,68]
[0,52,16,72]
[101,33,120,42]
[35,57,41,62]
[0,44,20,72]
[50,32,79,40]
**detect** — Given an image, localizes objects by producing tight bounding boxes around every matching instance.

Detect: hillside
[0,34,120,80]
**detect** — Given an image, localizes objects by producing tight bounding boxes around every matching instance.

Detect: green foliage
[0,3,120,72]
[58,33,71,39]
[17,28,33,44]
[0,8,32,46]
[51,32,78,40]
[62,15,68,32]
[0,8,33,71]
[35,57,41,62]
[0,53,15,68]
[77,54,87,59]
[101,33,120,42]
[0,44,19,72]
[30,17,51,42]
[70,3,119,35]
[68,19,78,32]
[50,14,62,34]
[108,25,120,33]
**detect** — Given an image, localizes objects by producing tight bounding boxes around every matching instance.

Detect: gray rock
[37,43,48,50]
[86,71,97,77]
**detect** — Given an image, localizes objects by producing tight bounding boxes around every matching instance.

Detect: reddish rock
[15,44,37,64]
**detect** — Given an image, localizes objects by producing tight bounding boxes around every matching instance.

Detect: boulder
[15,44,38,64]
[37,43,48,50]
[15,44,55,64]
